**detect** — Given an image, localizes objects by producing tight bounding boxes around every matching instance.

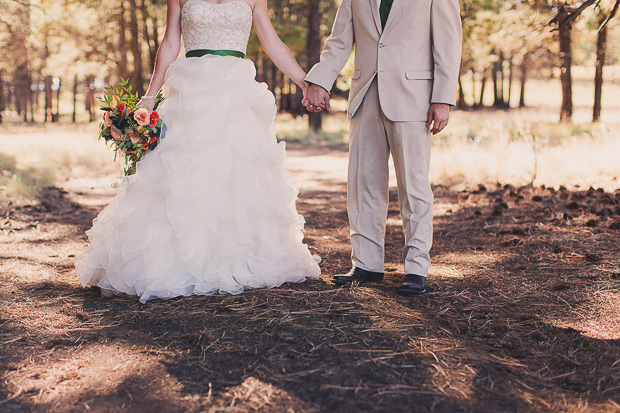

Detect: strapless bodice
[181,0,253,54]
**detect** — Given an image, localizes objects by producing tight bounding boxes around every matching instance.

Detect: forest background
[2,1,620,411]
[2,0,620,129]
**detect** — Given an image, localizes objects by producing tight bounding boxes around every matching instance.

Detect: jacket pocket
[352,70,361,80]
[405,70,433,80]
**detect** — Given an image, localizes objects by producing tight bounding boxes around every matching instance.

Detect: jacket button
[379,43,385,48]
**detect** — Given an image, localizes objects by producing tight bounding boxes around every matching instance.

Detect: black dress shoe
[332,267,384,285]
[398,274,426,295]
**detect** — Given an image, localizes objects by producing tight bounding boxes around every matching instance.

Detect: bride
[75,0,321,303]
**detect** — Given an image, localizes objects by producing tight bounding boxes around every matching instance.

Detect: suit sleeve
[304,0,354,92]
[430,0,462,105]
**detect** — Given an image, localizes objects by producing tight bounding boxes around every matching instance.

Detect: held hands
[300,86,450,129]
[426,103,450,135]
[302,84,330,113]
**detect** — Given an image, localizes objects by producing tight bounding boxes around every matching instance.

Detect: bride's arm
[252,0,307,90]
[140,0,182,108]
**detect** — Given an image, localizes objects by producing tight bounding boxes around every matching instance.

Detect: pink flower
[133,108,150,126]
[128,132,140,144]
[103,111,113,127]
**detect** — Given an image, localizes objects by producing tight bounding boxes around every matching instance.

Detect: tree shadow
[1,182,619,411]
[12,186,101,233]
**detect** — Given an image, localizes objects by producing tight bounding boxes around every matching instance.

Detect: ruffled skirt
[75,55,320,303]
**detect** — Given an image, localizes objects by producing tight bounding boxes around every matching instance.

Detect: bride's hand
[136,98,155,112]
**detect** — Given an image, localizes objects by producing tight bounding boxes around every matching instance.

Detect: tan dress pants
[348,79,433,276]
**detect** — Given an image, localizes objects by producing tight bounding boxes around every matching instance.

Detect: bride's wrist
[293,78,307,91]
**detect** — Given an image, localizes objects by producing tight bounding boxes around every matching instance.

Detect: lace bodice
[181,0,253,54]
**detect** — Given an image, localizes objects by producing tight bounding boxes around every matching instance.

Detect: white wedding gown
[75,0,320,303]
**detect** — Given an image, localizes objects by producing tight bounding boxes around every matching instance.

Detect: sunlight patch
[215,376,317,411]
[432,264,464,279]
[548,289,620,340]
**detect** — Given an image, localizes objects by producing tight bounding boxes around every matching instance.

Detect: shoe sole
[331,278,384,286]
[397,288,426,296]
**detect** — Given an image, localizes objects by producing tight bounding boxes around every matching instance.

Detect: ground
[1,142,619,412]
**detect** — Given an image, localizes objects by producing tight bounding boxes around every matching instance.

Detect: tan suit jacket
[305,0,462,122]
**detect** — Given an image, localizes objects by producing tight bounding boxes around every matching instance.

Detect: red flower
[149,136,157,144]
[149,111,159,127]
[116,103,127,115]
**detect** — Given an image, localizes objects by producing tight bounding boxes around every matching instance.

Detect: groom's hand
[426,103,450,135]
[302,84,330,113]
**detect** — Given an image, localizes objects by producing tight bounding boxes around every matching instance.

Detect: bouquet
[97,78,164,176]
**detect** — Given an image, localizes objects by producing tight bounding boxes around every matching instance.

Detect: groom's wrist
[304,79,330,93]
[430,101,454,108]
[307,82,329,94]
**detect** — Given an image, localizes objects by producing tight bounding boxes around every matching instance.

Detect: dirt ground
[1,143,619,412]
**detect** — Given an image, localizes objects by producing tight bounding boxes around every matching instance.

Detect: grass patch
[431,111,620,190]
[278,129,346,144]
[0,153,55,201]
[276,113,350,144]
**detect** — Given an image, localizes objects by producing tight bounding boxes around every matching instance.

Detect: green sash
[186,49,245,59]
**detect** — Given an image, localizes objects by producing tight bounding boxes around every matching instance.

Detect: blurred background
[1,0,620,200]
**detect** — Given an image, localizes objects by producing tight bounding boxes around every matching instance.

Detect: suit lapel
[369,0,382,34]
[382,0,403,33]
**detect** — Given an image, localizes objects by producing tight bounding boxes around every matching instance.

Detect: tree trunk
[141,0,155,70]
[28,76,34,123]
[86,76,96,122]
[293,84,304,117]
[44,75,52,122]
[457,73,467,109]
[32,76,40,122]
[15,86,22,117]
[307,0,322,131]
[118,2,128,78]
[72,75,78,123]
[24,72,34,123]
[507,54,513,108]
[470,68,477,108]
[256,52,264,83]
[151,1,160,61]
[14,64,28,121]
[0,70,4,124]
[270,61,279,109]
[558,19,573,123]
[498,51,505,107]
[21,85,27,122]
[479,74,487,108]
[129,0,144,95]
[492,57,500,108]
[519,55,528,108]
[53,78,61,122]
[593,18,607,122]
[282,72,291,112]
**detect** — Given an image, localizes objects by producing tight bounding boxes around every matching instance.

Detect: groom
[303,0,462,295]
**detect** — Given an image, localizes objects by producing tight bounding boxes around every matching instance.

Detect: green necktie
[379,0,394,29]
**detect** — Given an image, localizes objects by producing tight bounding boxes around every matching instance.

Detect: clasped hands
[300,83,450,135]
[302,84,331,113]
